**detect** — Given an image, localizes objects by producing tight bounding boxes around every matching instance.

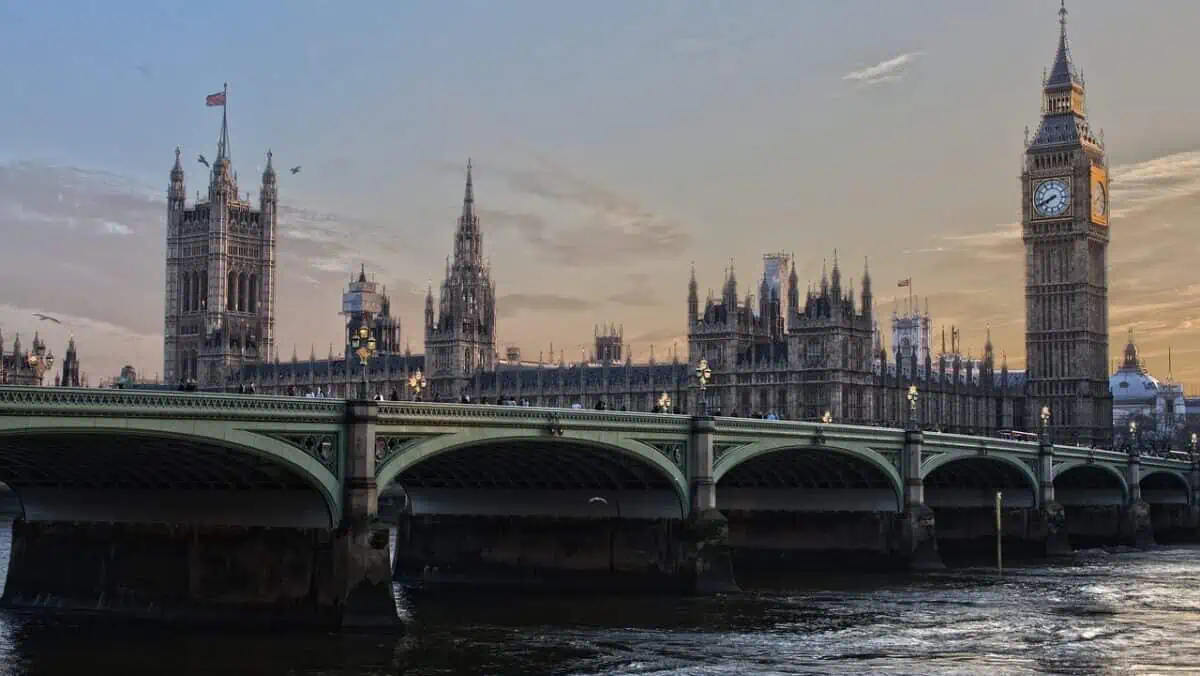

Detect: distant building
[1109,330,1187,437]
[232,266,423,397]
[0,331,61,386]
[162,102,277,389]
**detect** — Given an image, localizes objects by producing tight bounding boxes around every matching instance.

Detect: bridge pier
[684,415,738,594]
[1037,437,1071,557]
[1126,450,1155,549]
[898,427,942,570]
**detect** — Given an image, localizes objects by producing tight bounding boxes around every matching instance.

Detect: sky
[1,0,1199,387]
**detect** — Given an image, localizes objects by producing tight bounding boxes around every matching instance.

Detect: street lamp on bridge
[906,385,919,430]
[350,324,377,400]
[695,359,711,416]
[1128,420,1138,451]
[26,351,54,387]
[408,370,427,402]
[1040,406,1051,442]
[658,391,671,413]
[821,410,833,424]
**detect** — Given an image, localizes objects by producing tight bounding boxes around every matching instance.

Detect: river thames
[0,528,1195,675]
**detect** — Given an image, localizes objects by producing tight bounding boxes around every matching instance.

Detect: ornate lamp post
[26,351,54,387]
[821,410,833,424]
[1128,420,1138,451]
[906,385,919,431]
[1040,406,1051,442]
[408,369,428,402]
[350,324,377,400]
[658,391,671,413]
[695,359,712,416]
[1190,432,1198,466]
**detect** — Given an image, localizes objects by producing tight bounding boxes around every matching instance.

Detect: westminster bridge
[0,386,1195,626]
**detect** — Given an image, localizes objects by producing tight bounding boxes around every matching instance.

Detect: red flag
[205,91,226,107]
[897,278,911,288]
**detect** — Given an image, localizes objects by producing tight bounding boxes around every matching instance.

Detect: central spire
[1045,1,1082,91]
[453,158,482,267]
[216,83,231,163]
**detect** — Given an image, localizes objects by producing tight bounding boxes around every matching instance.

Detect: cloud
[842,52,923,86]
[489,160,692,266]
[1108,150,1200,218]
[99,220,132,236]
[496,293,594,319]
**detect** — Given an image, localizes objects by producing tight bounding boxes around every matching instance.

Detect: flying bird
[197,154,210,168]
[290,166,301,175]
[33,313,61,324]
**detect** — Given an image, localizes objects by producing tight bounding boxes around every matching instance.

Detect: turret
[861,257,873,319]
[830,250,842,309]
[168,147,186,207]
[687,263,699,326]
[723,260,738,312]
[787,257,799,328]
[260,149,277,203]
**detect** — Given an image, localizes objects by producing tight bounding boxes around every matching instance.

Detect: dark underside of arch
[0,432,332,528]
[924,457,1037,509]
[0,432,312,491]
[924,458,1031,491]
[1141,471,1189,505]
[718,450,893,490]
[1054,465,1123,492]
[1053,465,1126,508]
[398,442,673,491]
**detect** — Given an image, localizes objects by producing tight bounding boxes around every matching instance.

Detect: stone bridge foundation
[1,520,392,626]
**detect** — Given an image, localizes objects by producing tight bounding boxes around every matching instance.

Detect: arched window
[227,272,237,311]
[248,274,258,314]
[199,270,208,310]
[182,271,191,314]
[237,273,248,312]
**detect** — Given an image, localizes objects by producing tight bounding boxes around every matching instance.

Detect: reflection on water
[0,524,1196,675]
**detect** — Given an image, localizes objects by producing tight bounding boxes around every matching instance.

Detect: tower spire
[216,83,230,162]
[1045,2,1082,91]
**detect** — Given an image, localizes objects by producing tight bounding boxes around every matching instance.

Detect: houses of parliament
[162,6,1111,445]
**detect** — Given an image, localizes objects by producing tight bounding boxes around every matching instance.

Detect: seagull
[33,313,61,324]
[290,166,301,175]
[197,154,210,168]
[588,496,608,505]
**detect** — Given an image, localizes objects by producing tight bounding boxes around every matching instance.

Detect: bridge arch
[0,422,340,528]
[377,430,690,519]
[713,440,903,511]
[922,452,1039,508]
[1052,461,1129,506]
[1140,469,1191,505]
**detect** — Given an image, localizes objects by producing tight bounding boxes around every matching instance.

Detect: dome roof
[1110,328,1159,402]
[1110,368,1159,403]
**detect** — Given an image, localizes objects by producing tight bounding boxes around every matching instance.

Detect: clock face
[1034,179,1070,217]
[1092,179,1107,217]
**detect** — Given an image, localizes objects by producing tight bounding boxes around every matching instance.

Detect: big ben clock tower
[1022,2,1112,447]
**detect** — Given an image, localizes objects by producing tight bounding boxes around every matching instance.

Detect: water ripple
[0,526,1195,674]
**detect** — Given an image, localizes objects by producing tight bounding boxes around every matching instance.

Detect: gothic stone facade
[163,106,277,388]
[1022,5,1113,447]
[424,161,497,402]
[686,257,1026,431]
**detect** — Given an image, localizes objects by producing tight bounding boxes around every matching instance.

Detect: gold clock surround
[1090,164,1109,226]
